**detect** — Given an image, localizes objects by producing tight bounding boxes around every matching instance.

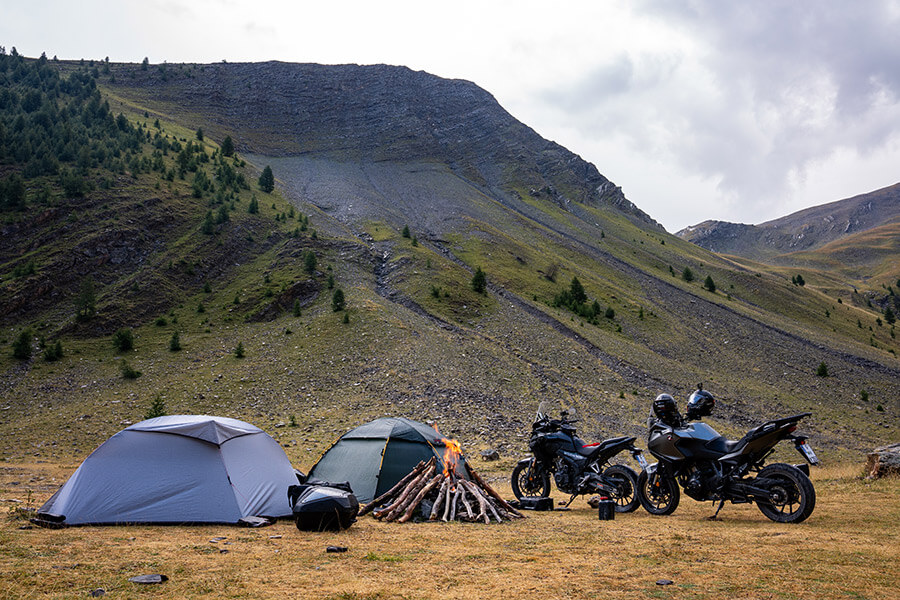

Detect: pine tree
[682,267,694,282]
[704,275,716,293]
[221,135,234,157]
[402,224,411,238]
[332,288,346,312]
[304,251,317,275]
[258,165,275,193]
[472,267,487,295]
[816,361,829,377]
[293,299,302,317]
[169,330,181,352]
[234,342,245,358]
[570,277,587,305]
[73,277,97,321]
[247,196,259,214]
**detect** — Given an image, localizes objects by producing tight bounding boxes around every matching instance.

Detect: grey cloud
[544,0,900,222]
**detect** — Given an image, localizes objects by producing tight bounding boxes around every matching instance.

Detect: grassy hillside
[1,55,898,478]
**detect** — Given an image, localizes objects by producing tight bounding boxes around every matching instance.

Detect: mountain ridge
[1,55,897,465]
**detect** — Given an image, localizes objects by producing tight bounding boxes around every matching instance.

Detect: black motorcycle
[637,385,819,523]
[511,402,648,512]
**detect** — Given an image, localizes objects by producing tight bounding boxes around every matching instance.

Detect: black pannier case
[288,482,359,531]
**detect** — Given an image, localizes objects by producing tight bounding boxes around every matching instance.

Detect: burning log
[360,438,525,524]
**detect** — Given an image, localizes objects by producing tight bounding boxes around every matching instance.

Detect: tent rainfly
[307,417,468,505]
[37,415,299,525]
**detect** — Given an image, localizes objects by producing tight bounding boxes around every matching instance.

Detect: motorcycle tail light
[787,425,797,434]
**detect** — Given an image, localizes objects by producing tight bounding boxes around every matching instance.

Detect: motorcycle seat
[579,436,632,457]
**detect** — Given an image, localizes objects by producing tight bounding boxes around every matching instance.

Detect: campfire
[359,438,524,524]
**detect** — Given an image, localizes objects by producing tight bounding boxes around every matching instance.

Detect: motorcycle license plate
[636,454,649,470]
[798,441,819,465]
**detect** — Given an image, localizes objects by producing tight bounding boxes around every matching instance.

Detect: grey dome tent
[307,417,468,505]
[37,415,299,525]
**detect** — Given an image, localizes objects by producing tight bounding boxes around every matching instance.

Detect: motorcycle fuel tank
[648,422,727,461]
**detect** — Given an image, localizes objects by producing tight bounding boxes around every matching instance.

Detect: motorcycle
[637,385,820,523]
[511,401,648,512]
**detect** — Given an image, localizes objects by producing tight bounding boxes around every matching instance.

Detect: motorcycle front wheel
[637,469,680,515]
[511,460,551,499]
[603,464,640,513]
[755,463,816,523]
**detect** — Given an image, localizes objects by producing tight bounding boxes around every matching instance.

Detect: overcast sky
[3,1,899,231]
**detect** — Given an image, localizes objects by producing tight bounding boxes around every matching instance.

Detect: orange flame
[441,437,462,477]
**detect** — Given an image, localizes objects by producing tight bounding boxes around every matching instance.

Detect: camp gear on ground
[639,385,818,523]
[307,417,469,505]
[597,497,616,520]
[511,401,645,511]
[35,415,298,526]
[288,481,359,531]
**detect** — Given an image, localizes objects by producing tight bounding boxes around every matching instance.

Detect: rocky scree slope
[105,61,659,230]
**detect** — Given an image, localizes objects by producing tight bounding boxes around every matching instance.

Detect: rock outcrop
[866,443,900,478]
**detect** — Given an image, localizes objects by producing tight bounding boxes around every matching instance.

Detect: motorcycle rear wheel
[637,469,680,515]
[603,465,640,513]
[755,463,816,523]
[511,460,551,499]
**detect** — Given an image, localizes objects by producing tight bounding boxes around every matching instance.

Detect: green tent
[307,417,468,504]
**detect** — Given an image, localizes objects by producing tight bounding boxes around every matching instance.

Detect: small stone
[656,579,674,586]
[326,546,348,553]
[90,589,106,597]
[480,449,500,461]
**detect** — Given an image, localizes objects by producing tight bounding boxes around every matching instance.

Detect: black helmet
[652,393,682,427]
[686,386,715,420]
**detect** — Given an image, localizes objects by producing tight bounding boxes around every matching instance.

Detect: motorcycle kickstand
[564,493,579,508]
[708,500,725,520]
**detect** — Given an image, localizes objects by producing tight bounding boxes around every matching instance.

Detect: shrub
[293,299,302,317]
[704,275,716,293]
[682,267,694,282]
[169,331,181,352]
[112,328,134,351]
[816,362,829,377]
[43,340,63,362]
[605,307,615,319]
[860,389,869,403]
[120,359,141,379]
[12,329,32,360]
[402,224,410,238]
[234,342,245,358]
[342,312,350,324]
[145,395,166,419]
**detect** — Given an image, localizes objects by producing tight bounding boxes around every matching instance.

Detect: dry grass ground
[1,463,897,600]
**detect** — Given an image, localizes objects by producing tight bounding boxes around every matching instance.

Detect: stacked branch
[360,457,525,524]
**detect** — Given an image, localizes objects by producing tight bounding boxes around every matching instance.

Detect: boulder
[865,443,900,479]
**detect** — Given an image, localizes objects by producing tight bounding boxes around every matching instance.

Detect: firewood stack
[359,456,525,524]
